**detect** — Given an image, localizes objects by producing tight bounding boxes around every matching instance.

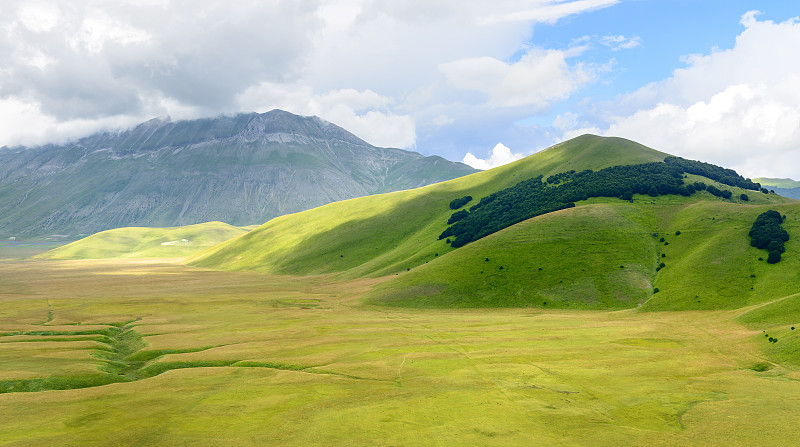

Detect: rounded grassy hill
[37,221,248,260]
[181,134,796,310]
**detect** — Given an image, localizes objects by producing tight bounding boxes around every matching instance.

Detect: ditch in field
[0,317,384,394]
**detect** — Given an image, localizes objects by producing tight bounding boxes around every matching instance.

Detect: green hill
[190,135,797,310]
[369,201,657,309]
[37,221,248,260]
[189,135,668,275]
[755,177,800,200]
[755,177,800,189]
[369,197,800,310]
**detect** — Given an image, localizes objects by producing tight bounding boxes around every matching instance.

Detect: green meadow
[1,258,800,446]
[37,221,248,260]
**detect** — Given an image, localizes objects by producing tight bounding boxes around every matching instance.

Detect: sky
[2,0,800,178]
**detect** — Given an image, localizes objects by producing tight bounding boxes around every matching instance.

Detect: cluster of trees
[706,184,733,199]
[749,210,789,263]
[441,157,756,247]
[449,196,472,210]
[664,156,761,190]
[447,209,469,224]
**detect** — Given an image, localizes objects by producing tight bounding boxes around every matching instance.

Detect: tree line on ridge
[440,156,763,248]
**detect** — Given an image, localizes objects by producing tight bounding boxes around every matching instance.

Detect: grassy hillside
[642,200,800,310]
[190,134,797,310]
[189,135,669,277]
[37,221,247,260]
[368,202,657,309]
[367,194,799,310]
[755,177,800,189]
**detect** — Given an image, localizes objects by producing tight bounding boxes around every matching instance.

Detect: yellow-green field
[36,221,248,260]
[1,258,799,446]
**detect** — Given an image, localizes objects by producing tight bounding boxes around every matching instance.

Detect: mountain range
[0,110,476,238]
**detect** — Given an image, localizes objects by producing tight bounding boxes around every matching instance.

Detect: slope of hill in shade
[36,221,248,259]
[0,110,476,238]
[755,177,800,200]
[190,134,798,311]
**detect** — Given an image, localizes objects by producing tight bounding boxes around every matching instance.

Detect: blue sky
[2,0,799,177]
[416,1,800,177]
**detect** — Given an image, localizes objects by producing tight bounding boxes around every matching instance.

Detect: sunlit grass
[1,258,800,445]
[187,135,796,312]
[36,221,247,260]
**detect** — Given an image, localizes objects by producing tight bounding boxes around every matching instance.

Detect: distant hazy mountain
[0,110,476,237]
[755,177,800,200]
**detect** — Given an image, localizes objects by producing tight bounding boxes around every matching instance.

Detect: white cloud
[553,112,579,131]
[69,11,151,53]
[20,48,56,70]
[480,0,619,25]
[0,96,145,147]
[600,34,642,50]
[236,83,416,148]
[573,11,800,178]
[0,0,321,122]
[432,115,455,127]
[605,82,800,177]
[463,142,523,170]
[17,1,61,32]
[305,1,536,99]
[440,47,598,109]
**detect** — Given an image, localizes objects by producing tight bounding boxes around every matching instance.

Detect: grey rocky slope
[0,110,476,237]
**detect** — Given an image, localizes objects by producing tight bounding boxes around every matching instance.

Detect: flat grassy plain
[0,241,73,260]
[2,258,800,446]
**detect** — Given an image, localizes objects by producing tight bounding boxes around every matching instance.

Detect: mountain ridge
[58,110,374,155]
[0,110,476,237]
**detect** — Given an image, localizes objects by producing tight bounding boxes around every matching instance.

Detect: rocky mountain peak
[0,110,476,237]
